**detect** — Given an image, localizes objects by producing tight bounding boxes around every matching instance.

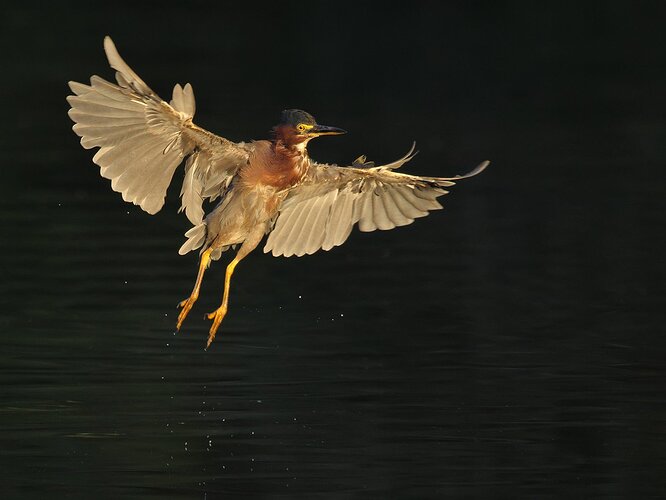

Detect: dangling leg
[204,257,239,347]
[176,247,213,331]
[205,227,265,348]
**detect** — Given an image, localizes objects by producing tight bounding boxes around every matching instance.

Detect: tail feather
[179,223,207,255]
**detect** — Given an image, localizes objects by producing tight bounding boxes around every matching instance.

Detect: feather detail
[67,36,251,237]
[265,146,489,257]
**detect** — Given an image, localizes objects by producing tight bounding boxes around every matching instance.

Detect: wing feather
[304,190,337,255]
[383,187,413,227]
[67,36,251,224]
[372,186,396,231]
[266,204,297,252]
[179,152,206,224]
[390,186,427,219]
[322,188,355,251]
[264,150,488,257]
[399,186,441,211]
[284,197,318,257]
[357,185,377,232]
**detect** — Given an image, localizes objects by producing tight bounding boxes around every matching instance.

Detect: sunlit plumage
[67,36,489,348]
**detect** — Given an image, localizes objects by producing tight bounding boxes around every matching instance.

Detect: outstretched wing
[264,145,489,257]
[67,36,250,224]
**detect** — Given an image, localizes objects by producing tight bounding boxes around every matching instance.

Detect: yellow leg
[204,257,239,349]
[176,248,213,331]
[203,226,265,349]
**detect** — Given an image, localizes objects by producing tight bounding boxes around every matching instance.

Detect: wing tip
[437,160,491,182]
[103,35,115,53]
[103,35,122,71]
[461,160,490,178]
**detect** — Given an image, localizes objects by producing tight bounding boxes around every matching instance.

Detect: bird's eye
[297,124,307,132]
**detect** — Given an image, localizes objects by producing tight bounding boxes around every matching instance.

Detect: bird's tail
[179,223,207,255]
[178,223,233,260]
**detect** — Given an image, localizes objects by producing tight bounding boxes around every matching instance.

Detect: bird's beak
[310,124,347,136]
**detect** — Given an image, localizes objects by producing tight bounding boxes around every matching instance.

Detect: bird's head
[272,109,346,150]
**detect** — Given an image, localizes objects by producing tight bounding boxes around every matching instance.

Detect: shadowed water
[2,173,664,497]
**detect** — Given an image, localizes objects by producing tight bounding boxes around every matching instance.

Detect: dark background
[1,1,664,498]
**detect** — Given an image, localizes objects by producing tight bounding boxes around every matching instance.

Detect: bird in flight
[67,37,489,348]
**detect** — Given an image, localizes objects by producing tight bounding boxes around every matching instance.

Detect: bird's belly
[204,185,284,247]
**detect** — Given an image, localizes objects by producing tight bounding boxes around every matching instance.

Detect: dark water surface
[2,3,665,498]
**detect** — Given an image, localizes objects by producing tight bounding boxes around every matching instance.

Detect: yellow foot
[205,306,228,348]
[176,295,198,331]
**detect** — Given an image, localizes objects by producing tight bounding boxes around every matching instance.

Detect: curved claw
[205,306,228,348]
[176,295,198,331]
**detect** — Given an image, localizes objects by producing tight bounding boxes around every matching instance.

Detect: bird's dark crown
[280,109,316,128]
[273,109,346,145]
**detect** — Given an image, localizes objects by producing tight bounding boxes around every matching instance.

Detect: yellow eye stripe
[297,123,314,132]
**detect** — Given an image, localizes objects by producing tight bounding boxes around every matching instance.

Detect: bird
[67,36,489,349]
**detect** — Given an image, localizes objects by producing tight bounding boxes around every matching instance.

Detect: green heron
[67,37,489,348]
